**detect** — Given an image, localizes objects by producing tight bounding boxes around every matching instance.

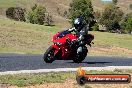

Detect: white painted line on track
[1,66,132,75]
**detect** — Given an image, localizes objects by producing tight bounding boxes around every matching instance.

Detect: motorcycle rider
[67,16,89,54]
[57,16,91,54]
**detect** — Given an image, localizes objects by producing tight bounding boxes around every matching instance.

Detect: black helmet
[74,17,84,31]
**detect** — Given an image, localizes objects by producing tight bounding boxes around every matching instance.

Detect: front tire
[73,47,88,63]
[73,53,86,63]
[43,46,55,63]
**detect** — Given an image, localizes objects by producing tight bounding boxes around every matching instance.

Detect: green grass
[90,31,132,49]
[0,19,60,33]
[0,19,60,54]
[0,72,75,87]
[86,70,116,74]
[0,18,132,54]
[0,69,132,87]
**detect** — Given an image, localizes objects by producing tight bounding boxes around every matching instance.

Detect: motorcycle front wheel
[73,53,86,63]
[43,46,55,63]
[73,47,88,63]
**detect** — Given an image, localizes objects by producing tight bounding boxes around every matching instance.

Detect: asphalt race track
[0,53,132,73]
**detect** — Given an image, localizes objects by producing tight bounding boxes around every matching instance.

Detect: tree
[121,13,132,33]
[99,4,124,31]
[26,5,46,25]
[69,0,96,29]
[113,0,118,5]
[125,18,132,33]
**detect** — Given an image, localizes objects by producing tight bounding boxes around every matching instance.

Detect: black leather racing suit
[67,25,89,53]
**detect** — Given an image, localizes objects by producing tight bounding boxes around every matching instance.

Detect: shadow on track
[67,61,111,64]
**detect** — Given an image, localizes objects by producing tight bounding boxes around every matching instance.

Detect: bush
[125,18,132,33]
[69,0,96,28]
[125,12,132,19]
[91,23,99,31]
[6,7,26,21]
[129,4,132,10]
[99,4,124,31]
[26,5,46,25]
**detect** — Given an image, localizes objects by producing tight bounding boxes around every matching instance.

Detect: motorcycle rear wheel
[43,46,55,63]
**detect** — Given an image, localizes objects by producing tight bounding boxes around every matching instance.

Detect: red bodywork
[51,32,94,60]
[52,32,77,60]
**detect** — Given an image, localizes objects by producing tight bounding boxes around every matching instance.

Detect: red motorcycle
[43,29,94,63]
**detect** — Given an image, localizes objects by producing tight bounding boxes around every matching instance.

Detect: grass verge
[0,72,75,87]
[0,69,132,87]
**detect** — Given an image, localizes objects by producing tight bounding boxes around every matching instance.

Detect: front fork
[77,46,88,55]
[52,45,63,59]
[52,45,59,55]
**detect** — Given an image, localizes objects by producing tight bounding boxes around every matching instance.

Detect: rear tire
[43,46,55,63]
